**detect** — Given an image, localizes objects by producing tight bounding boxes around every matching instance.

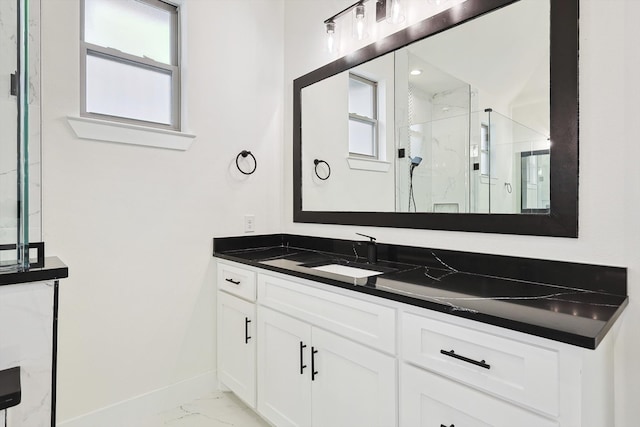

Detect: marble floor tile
[138,391,271,427]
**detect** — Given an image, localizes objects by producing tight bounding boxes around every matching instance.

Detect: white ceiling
[406,0,550,107]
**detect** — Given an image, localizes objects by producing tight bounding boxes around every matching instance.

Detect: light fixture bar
[324,0,370,25]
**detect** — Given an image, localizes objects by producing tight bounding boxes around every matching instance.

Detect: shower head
[410,156,423,166]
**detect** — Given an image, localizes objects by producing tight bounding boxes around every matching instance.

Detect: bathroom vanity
[213,234,626,427]
[0,258,68,427]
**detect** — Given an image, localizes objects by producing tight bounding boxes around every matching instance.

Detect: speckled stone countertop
[213,234,628,349]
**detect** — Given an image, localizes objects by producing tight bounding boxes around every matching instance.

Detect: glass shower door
[0,0,30,270]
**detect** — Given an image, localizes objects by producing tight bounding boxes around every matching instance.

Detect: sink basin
[310,263,384,279]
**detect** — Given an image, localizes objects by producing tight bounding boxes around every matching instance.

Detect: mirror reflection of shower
[396,45,550,214]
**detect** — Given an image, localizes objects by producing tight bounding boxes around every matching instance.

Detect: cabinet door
[217,291,256,408]
[400,364,558,427]
[311,328,397,427]
[258,307,312,427]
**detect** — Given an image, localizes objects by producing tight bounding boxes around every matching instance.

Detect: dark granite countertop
[213,234,628,350]
[0,257,68,287]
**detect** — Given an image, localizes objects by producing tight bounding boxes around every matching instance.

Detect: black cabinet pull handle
[440,349,490,370]
[300,342,307,374]
[225,278,240,285]
[311,347,319,381]
[244,317,251,343]
[440,424,455,427]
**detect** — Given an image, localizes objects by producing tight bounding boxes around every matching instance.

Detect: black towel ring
[236,150,257,175]
[314,159,331,180]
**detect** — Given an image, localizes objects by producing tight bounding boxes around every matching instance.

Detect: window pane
[349,119,375,156]
[349,77,374,118]
[86,53,172,125]
[84,0,173,64]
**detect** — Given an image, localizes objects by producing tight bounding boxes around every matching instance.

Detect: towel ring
[504,182,512,193]
[236,150,257,175]
[314,159,331,180]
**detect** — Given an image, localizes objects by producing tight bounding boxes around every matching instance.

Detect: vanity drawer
[401,312,559,416]
[217,261,256,301]
[400,363,558,427]
[258,273,396,354]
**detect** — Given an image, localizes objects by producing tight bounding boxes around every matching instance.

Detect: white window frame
[348,73,379,159]
[80,0,181,131]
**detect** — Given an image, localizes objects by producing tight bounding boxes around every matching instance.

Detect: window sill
[479,175,499,184]
[346,157,391,172]
[67,116,196,151]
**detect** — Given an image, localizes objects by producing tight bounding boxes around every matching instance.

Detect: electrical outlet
[244,215,255,233]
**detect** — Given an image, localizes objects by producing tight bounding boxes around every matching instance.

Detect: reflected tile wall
[0,281,54,426]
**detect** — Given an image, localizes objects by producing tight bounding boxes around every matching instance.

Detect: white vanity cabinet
[256,274,397,427]
[401,311,560,416]
[216,262,257,408]
[398,308,615,427]
[215,259,617,427]
[400,364,558,427]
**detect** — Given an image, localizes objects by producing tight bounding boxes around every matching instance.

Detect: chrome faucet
[356,233,377,264]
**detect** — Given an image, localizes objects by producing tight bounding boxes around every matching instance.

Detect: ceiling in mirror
[293,0,578,237]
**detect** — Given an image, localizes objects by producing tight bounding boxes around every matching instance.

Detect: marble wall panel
[0,281,54,426]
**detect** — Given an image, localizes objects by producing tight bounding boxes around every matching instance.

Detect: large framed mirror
[293,0,578,237]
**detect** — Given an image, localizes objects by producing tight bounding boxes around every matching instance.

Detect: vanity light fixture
[324,0,370,53]
[354,3,366,40]
[386,0,405,24]
[324,0,412,52]
[410,69,423,75]
[325,20,336,53]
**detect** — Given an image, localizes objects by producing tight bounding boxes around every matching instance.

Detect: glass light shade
[354,3,366,40]
[326,21,336,53]
[386,0,405,24]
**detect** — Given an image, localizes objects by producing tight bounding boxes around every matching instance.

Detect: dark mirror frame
[293,0,578,238]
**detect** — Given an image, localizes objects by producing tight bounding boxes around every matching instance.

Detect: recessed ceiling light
[410,69,422,76]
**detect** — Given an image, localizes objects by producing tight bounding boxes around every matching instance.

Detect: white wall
[283,0,640,426]
[35,0,640,424]
[301,55,395,212]
[41,0,283,422]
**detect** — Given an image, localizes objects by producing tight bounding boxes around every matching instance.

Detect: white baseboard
[57,370,216,427]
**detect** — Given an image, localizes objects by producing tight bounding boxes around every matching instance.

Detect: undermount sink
[310,263,384,279]
[260,258,391,285]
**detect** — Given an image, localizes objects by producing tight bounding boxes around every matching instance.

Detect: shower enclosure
[396,108,550,214]
[0,0,40,270]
